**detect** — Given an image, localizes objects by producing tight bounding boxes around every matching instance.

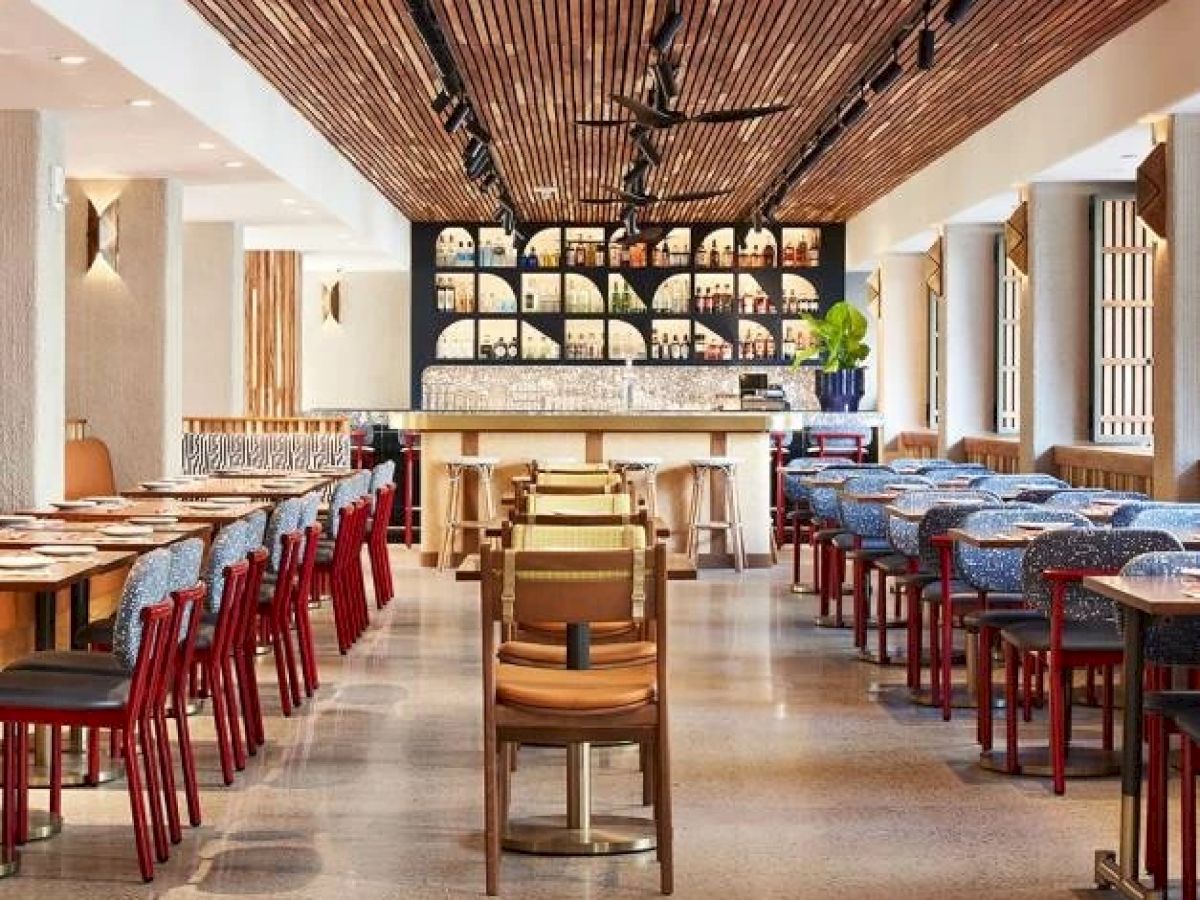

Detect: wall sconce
[86,198,119,272]
[321,279,341,324]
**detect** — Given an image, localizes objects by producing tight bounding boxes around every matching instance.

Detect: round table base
[0,855,17,878]
[24,810,63,842]
[908,686,980,709]
[813,615,851,629]
[977,746,1121,778]
[503,815,656,856]
[28,750,121,788]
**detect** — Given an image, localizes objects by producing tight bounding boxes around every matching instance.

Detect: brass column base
[23,810,63,842]
[503,815,656,856]
[1094,849,1163,900]
[978,746,1121,778]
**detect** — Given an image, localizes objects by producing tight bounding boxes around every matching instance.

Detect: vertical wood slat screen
[927,289,940,429]
[1091,196,1155,445]
[994,235,1021,435]
[244,250,300,418]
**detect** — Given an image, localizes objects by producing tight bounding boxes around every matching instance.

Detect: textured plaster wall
[183,222,244,416]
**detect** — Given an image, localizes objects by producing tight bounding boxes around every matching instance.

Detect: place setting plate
[186,502,227,511]
[50,499,97,510]
[99,524,154,537]
[0,515,37,527]
[1091,496,1128,507]
[129,516,180,526]
[140,481,178,491]
[32,545,97,558]
[83,496,128,507]
[208,497,246,506]
[0,555,52,570]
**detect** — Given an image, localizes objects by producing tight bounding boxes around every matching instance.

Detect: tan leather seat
[521,620,637,639]
[497,640,656,668]
[495,663,656,712]
[64,438,117,499]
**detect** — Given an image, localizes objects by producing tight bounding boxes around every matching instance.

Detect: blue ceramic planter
[815,369,865,412]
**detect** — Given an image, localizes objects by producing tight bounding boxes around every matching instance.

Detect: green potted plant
[792,300,870,412]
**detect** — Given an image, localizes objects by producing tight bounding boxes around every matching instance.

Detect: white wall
[66,178,183,485]
[300,267,410,411]
[183,222,243,416]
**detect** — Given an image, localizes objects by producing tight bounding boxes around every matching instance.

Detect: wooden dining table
[0,520,209,553]
[21,498,269,527]
[207,467,352,480]
[1083,574,1200,899]
[122,475,337,502]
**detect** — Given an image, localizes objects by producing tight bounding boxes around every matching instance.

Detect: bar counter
[388,409,882,568]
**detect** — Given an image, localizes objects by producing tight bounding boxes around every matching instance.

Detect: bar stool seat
[495,662,656,712]
[608,456,663,518]
[686,456,747,570]
[497,640,656,668]
[439,456,500,570]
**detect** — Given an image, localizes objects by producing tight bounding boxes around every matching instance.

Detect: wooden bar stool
[608,456,662,519]
[439,456,500,571]
[686,456,746,571]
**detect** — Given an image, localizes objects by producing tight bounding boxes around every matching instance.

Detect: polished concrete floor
[0,549,1156,898]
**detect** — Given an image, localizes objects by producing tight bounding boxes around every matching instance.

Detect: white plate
[1091,497,1127,507]
[209,497,245,505]
[1185,590,1200,600]
[937,498,984,506]
[129,516,179,526]
[140,481,176,490]
[1014,521,1073,532]
[186,502,224,511]
[0,555,50,570]
[83,496,127,506]
[1180,567,1200,579]
[50,500,96,510]
[100,524,153,537]
[32,545,96,557]
[886,483,923,492]
[0,515,36,527]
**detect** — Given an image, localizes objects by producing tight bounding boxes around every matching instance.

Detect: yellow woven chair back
[534,461,610,474]
[511,524,647,550]
[528,493,632,515]
[536,471,618,491]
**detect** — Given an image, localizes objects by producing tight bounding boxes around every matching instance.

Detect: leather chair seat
[814,528,846,542]
[0,670,129,711]
[920,580,975,604]
[520,621,637,640]
[194,622,215,652]
[75,615,115,647]
[495,663,655,712]
[893,571,936,589]
[867,553,911,575]
[834,534,891,553]
[497,640,656,669]
[962,607,1044,632]
[1000,619,1123,653]
[6,650,123,676]
[1176,710,1200,744]
[1145,690,1200,717]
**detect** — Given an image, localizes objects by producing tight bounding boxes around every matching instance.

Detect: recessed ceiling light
[1120,153,1139,160]
[299,209,314,216]
[127,98,154,108]
[223,160,245,169]
[281,197,297,205]
[197,141,216,151]
[56,55,88,66]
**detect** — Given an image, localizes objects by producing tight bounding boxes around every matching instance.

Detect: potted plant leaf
[792,300,870,412]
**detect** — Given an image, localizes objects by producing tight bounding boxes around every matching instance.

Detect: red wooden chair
[258,531,303,715]
[368,483,396,607]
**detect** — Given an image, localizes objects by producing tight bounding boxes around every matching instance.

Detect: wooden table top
[0,521,208,552]
[1083,574,1200,617]
[884,499,990,522]
[0,550,137,592]
[455,552,698,582]
[123,475,335,501]
[22,498,269,526]
[209,467,351,480]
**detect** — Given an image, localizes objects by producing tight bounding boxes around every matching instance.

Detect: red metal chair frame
[368,483,396,607]
[258,532,303,715]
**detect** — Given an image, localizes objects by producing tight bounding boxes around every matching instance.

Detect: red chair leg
[270,628,293,716]
[293,596,319,693]
[928,602,941,707]
[219,659,246,771]
[208,666,236,785]
[1101,665,1115,752]
[978,625,994,751]
[1004,642,1020,774]
[153,712,182,846]
[16,727,27,845]
[876,568,889,664]
[50,726,62,823]
[123,728,155,882]
[851,560,867,649]
[173,689,203,826]
[1050,659,1067,795]
[138,720,169,863]
[907,585,923,691]
[2,723,14,870]
[1184,735,1197,900]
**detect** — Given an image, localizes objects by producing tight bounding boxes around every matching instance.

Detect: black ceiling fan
[579,92,792,130]
[579,185,732,206]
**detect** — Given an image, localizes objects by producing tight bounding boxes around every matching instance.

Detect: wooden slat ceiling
[186,0,1166,223]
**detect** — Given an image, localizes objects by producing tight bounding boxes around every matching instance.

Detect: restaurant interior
[1,0,1199,897]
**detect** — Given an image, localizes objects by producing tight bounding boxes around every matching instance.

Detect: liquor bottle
[765,335,776,359]
[754,334,766,358]
[756,291,768,315]
[650,329,661,361]
[763,243,775,268]
[782,328,796,361]
[708,242,719,268]
[751,244,761,267]
[783,241,795,266]
[720,244,732,268]
[797,236,809,265]
[680,335,691,360]
[479,337,492,360]
[694,333,706,360]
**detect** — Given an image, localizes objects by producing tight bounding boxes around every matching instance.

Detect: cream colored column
[183,223,244,416]
[938,225,998,460]
[1152,115,1200,500]
[1018,183,1096,472]
[877,253,928,455]
[66,179,184,486]
[0,111,66,507]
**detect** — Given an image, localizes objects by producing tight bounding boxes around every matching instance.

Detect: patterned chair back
[783,459,858,505]
[1121,551,1200,665]
[1125,506,1200,539]
[886,490,999,559]
[1044,489,1147,510]
[969,474,1069,495]
[299,490,322,529]
[954,508,1090,594]
[921,464,991,484]
[263,498,304,572]
[916,504,999,577]
[112,548,172,671]
[1020,529,1183,622]
[327,478,359,537]
[353,470,372,498]
[1109,502,1200,528]
[808,465,890,525]
[167,537,205,640]
[888,457,943,470]
[839,473,932,540]
[243,509,268,552]
[368,460,397,513]
[204,520,249,613]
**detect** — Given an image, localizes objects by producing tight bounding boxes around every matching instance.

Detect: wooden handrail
[963,434,1019,473]
[183,416,350,435]
[1053,443,1154,494]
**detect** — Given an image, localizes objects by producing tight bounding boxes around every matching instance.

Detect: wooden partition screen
[244,250,300,417]
[183,416,348,435]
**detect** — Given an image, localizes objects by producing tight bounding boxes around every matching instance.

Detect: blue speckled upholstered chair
[888,457,945,471]
[203,521,248,616]
[968,473,1069,497]
[262,498,304,574]
[325,477,359,539]
[999,529,1183,794]
[1119,551,1200,890]
[243,510,268,553]
[838,472,933,661]
[920,464,991,484]
[1125,506,1200,540]
[1110,502,1200,528]
[1041,489,1147,510]
[955,508,1091,740]
[805,465,885,614]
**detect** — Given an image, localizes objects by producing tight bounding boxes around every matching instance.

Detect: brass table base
[1095,849,1163,900]
[0,854,17,879]
[503,815,656,856]
[908,686,980,709]
[814,615,852,629]
[23,810,63,842]
[28,750,121,788]
[978,746,1121,778]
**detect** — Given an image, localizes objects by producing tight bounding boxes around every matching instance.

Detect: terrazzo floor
[0,548,1161,898]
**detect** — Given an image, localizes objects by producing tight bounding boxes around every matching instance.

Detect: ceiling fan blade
[610,93,676,129]
[689,103,792,124]
[615,225,668,247]
[578,197,619,204]
[604,185,652,205]
[575,117,634,128]
[658,189,733,202]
